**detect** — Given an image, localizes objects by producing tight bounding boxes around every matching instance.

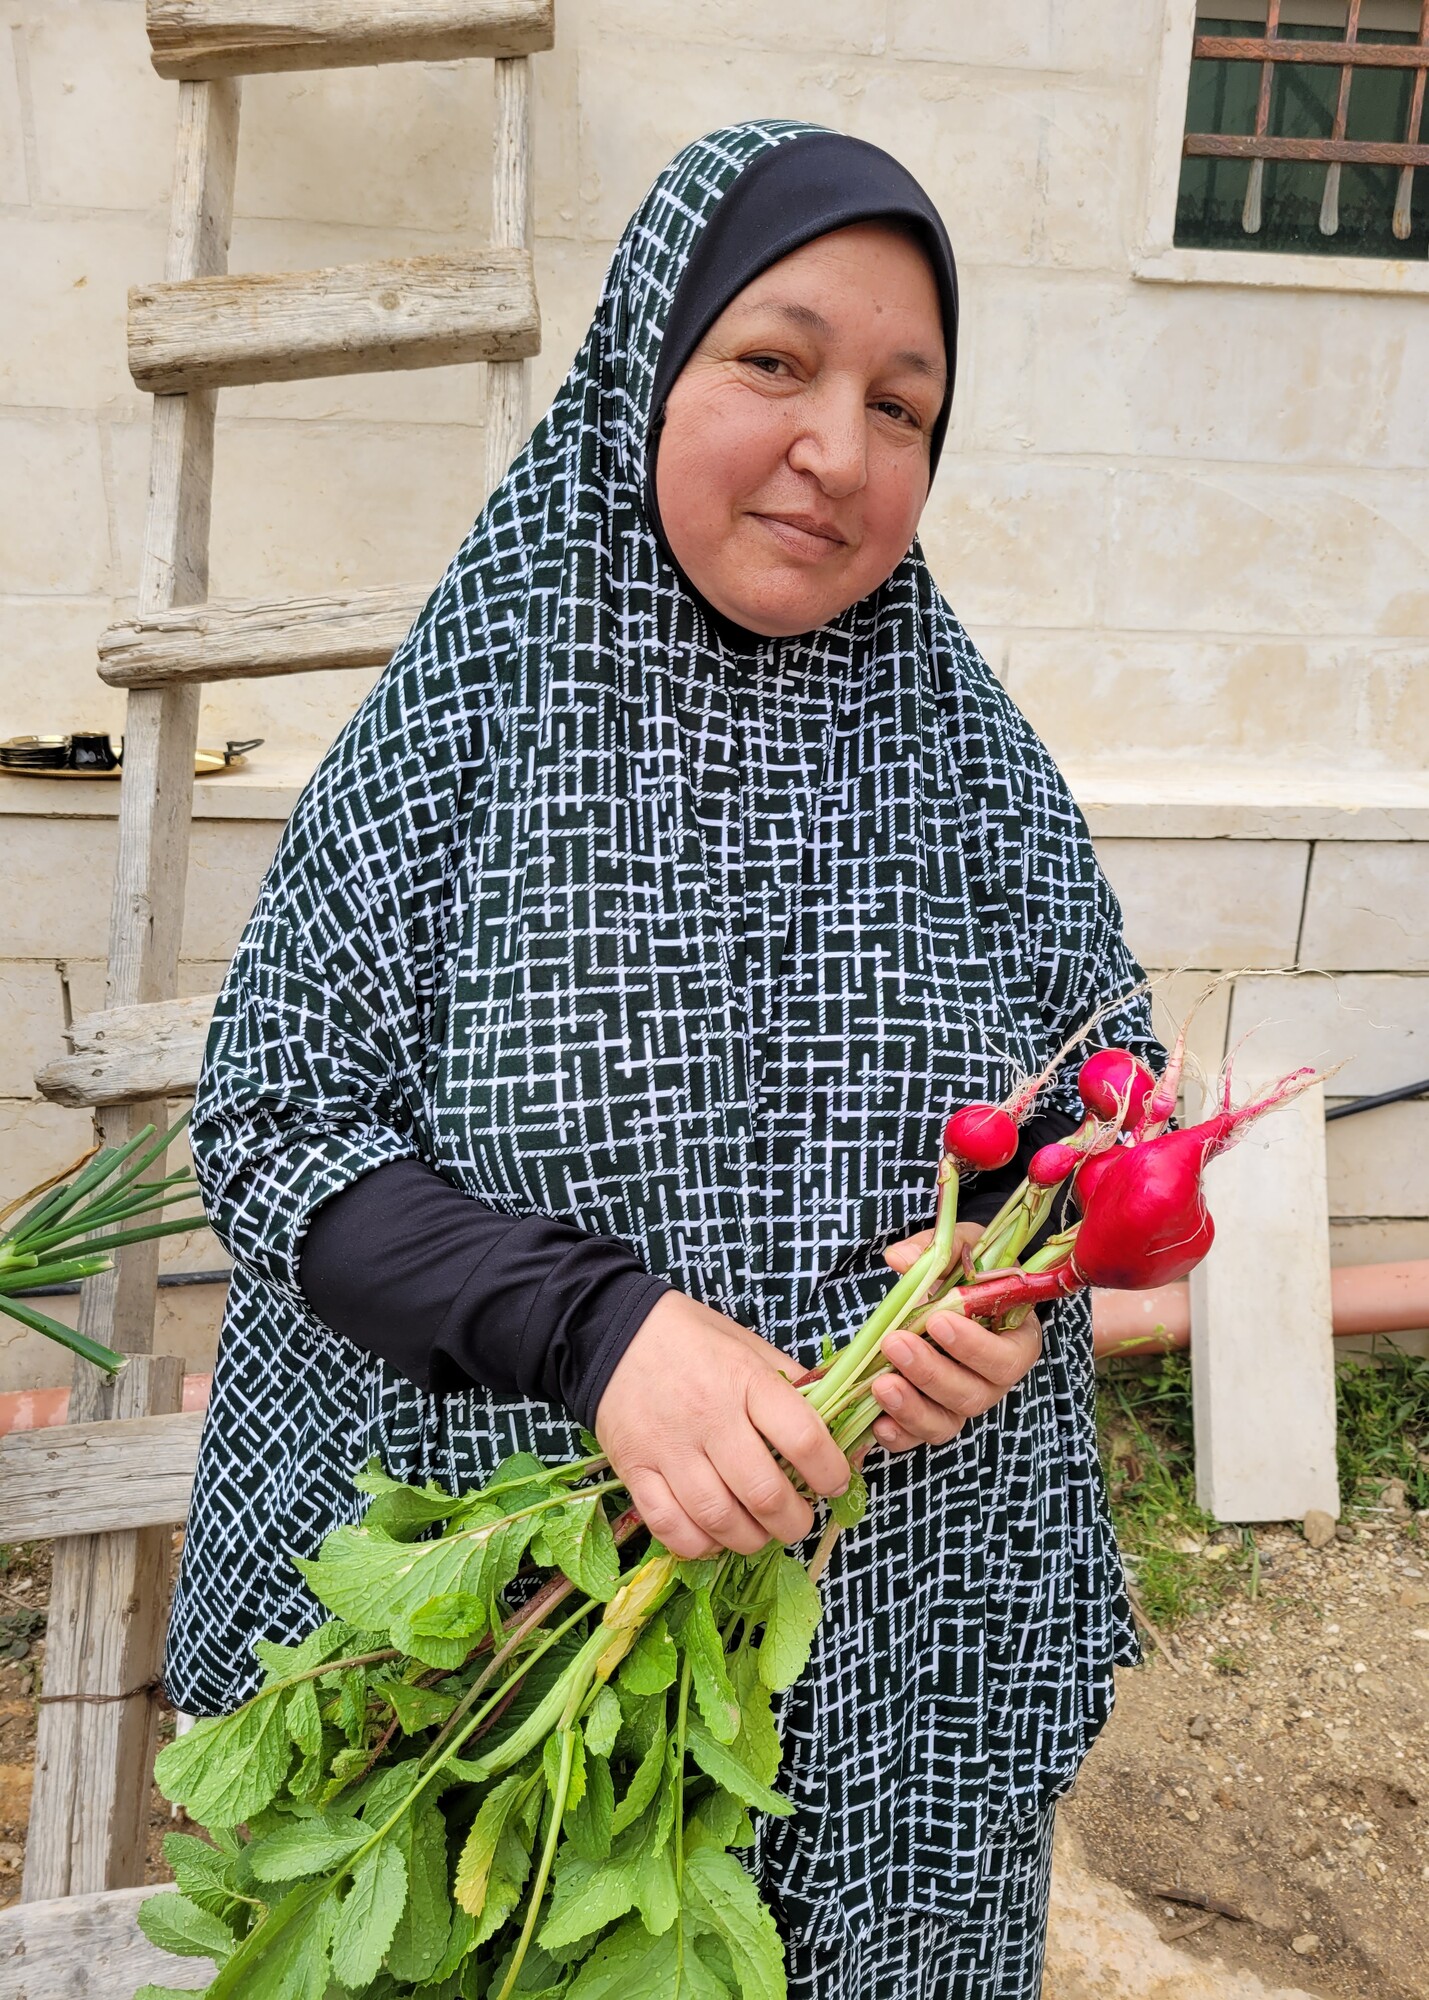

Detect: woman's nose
[786,386,868,498]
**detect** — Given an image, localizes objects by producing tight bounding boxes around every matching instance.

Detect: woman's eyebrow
[740,300,942,378]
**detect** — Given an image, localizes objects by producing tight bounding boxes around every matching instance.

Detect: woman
[169,123,1158,1998]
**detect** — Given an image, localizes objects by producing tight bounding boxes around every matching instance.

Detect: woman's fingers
[923,1306,1043,1393]
[623,1466,720,1561]
[872,1409,962,1453]
[876,1306,1044,1433]
[708,1431,815,1548]
[747,1371,851,1502]
[883,1226,935,1274]
[670,1457,775,1558]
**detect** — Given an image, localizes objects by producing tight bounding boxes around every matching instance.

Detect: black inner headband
[647,131,960,489]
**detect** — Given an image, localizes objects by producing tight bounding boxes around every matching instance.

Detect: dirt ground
[3,1522,1427,2000]
[1064,1516,1429,2000]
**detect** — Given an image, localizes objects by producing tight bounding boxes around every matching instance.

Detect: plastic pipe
[0,1262,1425,1435]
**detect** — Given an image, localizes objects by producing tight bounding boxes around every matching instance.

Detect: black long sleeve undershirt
[299,1159,672,1432]
[298,1106,1079,1434]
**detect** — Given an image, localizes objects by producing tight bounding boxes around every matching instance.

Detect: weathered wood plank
[485,55,531,496]
[149,0,554,78]
[0,1882,208,1998]
[99,582,422,687]
[129,249,539,393]
[23,1362,188,1903]
[35,996,219,1109]
[0,1409,202,1543]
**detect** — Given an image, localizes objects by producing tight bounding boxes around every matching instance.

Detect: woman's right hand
[594,1289,851,1560]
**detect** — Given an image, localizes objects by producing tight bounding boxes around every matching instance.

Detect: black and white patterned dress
[168,120,1156,1989]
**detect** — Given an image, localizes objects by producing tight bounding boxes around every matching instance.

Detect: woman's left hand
[872,1221,1043,1452]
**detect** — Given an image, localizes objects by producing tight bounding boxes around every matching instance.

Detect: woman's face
[654,222,946,638]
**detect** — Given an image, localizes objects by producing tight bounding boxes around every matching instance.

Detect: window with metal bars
[1175,1,1429,258]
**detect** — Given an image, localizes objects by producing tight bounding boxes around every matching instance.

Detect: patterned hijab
[172,122,1158,1930]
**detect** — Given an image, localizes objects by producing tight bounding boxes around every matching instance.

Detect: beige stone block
[1330,1215,1429,1265]
[0,210,161,413]
[962,272,1429,474]
[0,24,30,205]
[0,595,124,742]
[598,0,887,56]
[1299,842,1429,973]
[199,664,384,768]
[1226,972,1427,1098]
[0,1095,96,1207]
[846,67,1145,274]
[0,413,111,593]
[576,37,856,245]
[205,419,485,602]
[530,237,618,413]
[1002,634,1429,773]
[182,819,283,962]
[1092,838,1309,971]
[234,61,493,234]
[21,1,175,212]
[531,29,578,239]
[52,958,232,1026]
[0,815,277,961]
[920,459,1108,630]
[1101,465,1429,640]
[0,961,66,1098]
[1325,1099,1429,1219]
[889,0,1162,76]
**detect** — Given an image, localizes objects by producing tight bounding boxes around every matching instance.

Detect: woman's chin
[706,570,859,640]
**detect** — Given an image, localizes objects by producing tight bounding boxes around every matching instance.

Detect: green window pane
[1175,16,1429,259]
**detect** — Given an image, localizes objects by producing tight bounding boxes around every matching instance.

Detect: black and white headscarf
[169,121,1157,1936]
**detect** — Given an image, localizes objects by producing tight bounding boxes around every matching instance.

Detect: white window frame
[1136,0,1429,295]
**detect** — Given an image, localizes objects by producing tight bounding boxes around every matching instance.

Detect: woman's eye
[745,355,788,376]
[874,399,919,426]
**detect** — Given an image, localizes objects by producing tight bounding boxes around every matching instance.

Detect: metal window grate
[1180,1,1429,251]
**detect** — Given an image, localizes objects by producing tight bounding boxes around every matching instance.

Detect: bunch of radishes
[804,1024,1322,1444]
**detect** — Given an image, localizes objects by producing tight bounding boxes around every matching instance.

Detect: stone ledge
[3,757,1426,840]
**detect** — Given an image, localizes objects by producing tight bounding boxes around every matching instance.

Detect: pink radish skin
[1072,1068,1320,1290]
[943,1104,1019,1173]
[1077,1049,1155,1129]
[1071,1127,1217,1289]
[1029,1140,1081,1188]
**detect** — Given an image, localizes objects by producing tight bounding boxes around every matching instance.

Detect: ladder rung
[0,1883,188,1996]
[36,996,220,1110]
[128,249,539,394]
[0,1412,203,1542]
[100,583,424,688]
[148,0,555,78]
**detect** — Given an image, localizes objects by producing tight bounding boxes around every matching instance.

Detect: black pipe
[1325,1078,1429,1123]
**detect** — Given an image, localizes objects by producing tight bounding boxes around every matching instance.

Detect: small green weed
[1097,1353,1249,1628]
[1334,1347,1429,1512]
[1097,1346,1429,1633]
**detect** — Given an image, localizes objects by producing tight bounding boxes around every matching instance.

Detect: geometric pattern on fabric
[776,1804,1056,1999]
[166,119,1158,1932]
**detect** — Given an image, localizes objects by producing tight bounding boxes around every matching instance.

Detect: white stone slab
[1227,973,1428,1097]
[1189,1073,1339,1523]
[1299,842,1429,972]
[1094,838,1309,970]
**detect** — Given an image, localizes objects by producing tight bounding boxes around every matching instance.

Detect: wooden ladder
[7,0,552,1921]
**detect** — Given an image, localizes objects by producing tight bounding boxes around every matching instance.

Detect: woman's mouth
[750,512,850,561]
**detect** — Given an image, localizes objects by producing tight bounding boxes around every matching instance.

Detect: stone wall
[1,0,1425,1391]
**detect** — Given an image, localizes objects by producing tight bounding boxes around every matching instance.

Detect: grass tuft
[1098,1344,1429,1631]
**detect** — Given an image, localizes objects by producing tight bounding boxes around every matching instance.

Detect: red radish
[943,1104,1019,1172]
[1072,1145,1122,1212]
[1029,1140,1081,1188]
[1072,1067,1321,1290]
[1077,1048,1154,1129]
